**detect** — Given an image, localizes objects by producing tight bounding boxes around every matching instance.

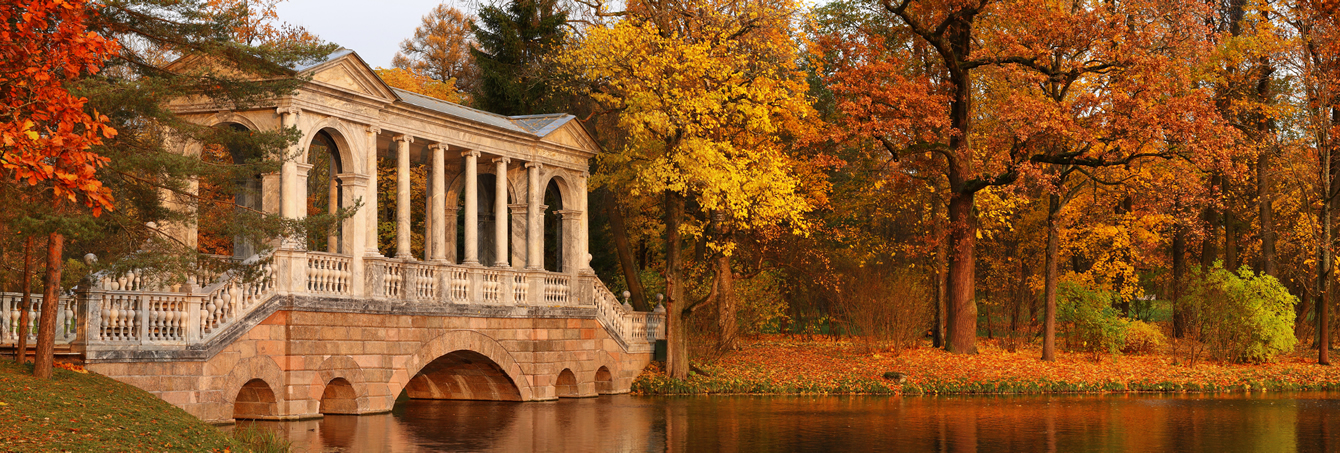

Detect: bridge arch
[399,330,532,402]
[315,355,368,414]
[221,356,285,420]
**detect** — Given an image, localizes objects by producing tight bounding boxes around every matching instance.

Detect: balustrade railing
[405,263,437,301]
[590,279,665,349]
[512,274,528,305]
[1,292,77,345]
[544,275,571,305]
[481,270,502,303]
[448,268,469,303]
[11,251,661,353]
[306,252,351,295]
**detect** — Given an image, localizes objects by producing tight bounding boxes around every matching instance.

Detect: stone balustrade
[0,250,664,355]
[0,292,78,345]
[591,279,664,354]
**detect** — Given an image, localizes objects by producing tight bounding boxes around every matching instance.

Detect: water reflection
[236,393,1340,452]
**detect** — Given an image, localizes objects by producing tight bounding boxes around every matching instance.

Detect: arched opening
[555,368,578,398]
[233,378,277,420]
[319,377,358,414]
[595,366,614,394]
[405,350,522,401]
[307,130,344,253]
[198,123,262,259]
[543,179,564,272]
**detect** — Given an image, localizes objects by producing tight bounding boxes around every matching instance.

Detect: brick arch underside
[401,330,532,402]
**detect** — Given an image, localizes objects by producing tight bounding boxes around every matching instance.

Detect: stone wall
[85,299,653,424]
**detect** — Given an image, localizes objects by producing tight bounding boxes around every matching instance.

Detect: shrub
[728,269,790,335]
[1123,320,1166,354]
[833,268,933,353]
[1057,282,1128,358]
[1184,264,1298,363]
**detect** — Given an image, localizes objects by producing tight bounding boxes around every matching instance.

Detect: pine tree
[470,0,567,115]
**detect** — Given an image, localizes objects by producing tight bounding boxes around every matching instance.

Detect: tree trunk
[604,190,649,311]
[1259,150,1276,276]
[33,232,63,379]
[664,191,691,378]
[15,236,33,363]
[1172,223,1188,338]
[932,197,947,348]
[1042,193,1061,361]
[946,190,978,354]
[1319,109,1334,365]
[1224,210,1239,270]
[1201,174,1221,269]
[716,251,739,352]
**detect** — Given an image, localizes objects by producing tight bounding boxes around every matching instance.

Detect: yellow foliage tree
[374,67,463,104]
[555,0,822,378]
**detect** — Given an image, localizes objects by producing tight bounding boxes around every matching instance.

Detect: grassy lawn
[0,360,250,452]
[634,336,1340,396]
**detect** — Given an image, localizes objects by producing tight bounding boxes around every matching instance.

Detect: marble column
[558,210,582,273]
[494,158,510,267]
[576,173,591,271]
[341,174,368,296]
[526,162,543,270]
[431,144,447,262]
[445,205,460,264]
[463,150,481,265]
[394,135,413,259]
[509,204,527,269]
[278,107,301,221]
[364,126,381,257]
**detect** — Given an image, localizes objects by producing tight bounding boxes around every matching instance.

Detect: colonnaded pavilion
[0,49,664,423]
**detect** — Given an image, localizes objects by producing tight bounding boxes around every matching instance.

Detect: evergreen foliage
[470,0,567,115]
[56,0,339,285]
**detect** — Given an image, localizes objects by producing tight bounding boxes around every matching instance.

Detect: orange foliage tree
[821,0,1232,355]
[1,0,118,379]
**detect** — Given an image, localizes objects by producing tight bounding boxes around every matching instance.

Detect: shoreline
[632,336,1340,397]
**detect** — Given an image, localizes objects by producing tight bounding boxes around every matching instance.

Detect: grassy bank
[0,360,267,452]
[633,336,1340,396]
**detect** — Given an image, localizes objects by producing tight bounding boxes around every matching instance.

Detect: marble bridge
[0,49,664,424]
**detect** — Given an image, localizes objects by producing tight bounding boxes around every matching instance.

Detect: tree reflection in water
[233,393,1340,452]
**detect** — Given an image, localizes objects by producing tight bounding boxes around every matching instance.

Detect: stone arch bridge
[0,49,663,424]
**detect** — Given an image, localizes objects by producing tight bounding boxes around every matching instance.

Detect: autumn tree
[2,0,120,378]
[375,67,464,103]
[394,5,479,102]
[556,0,822,376]
[473,0,568,115]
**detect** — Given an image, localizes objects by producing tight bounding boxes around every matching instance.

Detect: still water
[238,393,1340,452]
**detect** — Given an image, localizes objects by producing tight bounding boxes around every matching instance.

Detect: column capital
[337,173,369,187]
[276,106,301,117]
[509,203,528,213]
[556,209,583,220]
[366,125,382,135]
[393,134,413,144]
[295,162,314,178]
[525,161,543,170]
[428,143,445,152]
[493,156,511,165]
[462,149,481,158]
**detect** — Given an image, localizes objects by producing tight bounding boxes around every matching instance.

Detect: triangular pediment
[539,119,600,156]
[301,52,399,102]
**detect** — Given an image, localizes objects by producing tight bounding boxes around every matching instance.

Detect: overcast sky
[274,0,477,68]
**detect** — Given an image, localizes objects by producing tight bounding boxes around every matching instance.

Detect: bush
[1057,282,1128,358]
[735,270,791,335]
[1184,264,1298,363]
[1123,320,1166,354]
[833,268,933,353]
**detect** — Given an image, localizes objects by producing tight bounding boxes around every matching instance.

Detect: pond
[236,393,1340,452]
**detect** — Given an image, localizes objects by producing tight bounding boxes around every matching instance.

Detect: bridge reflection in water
[236,393,1340,452]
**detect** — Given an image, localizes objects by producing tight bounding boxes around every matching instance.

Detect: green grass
[0,360,245,452]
